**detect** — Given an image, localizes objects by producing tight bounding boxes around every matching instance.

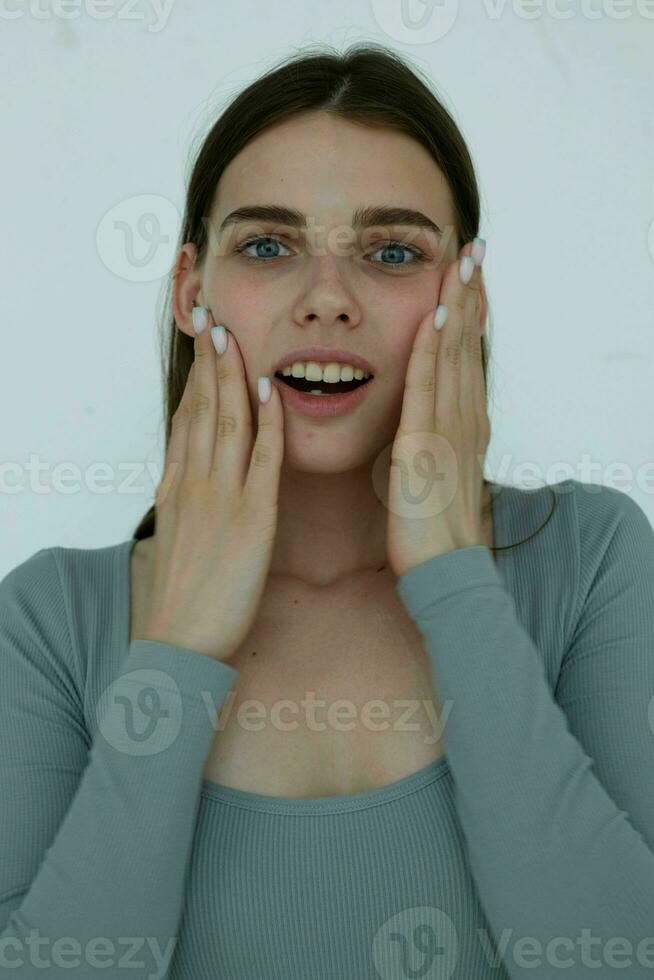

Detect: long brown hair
[132,41,556,550]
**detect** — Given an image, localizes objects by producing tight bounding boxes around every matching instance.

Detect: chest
[128,509,495,800]
[195,576,445,798]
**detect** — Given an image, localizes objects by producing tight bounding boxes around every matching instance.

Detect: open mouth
[274,372,373,395]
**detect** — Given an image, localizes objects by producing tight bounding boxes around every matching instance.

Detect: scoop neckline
[119,481,514,814]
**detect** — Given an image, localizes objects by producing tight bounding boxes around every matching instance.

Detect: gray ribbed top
[1,479,654,979]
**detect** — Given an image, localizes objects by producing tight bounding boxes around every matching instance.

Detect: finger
[433,241,482,431]
[459,274,482,414]
[473,293,491,449]
[157,362,196,508]
[396,303,442,434]
[209,319,257,495]
[460,291,487,451]
[459,244,490,482]
[243,370,285,514]
[187,308,220,479]
[463,243,488,430]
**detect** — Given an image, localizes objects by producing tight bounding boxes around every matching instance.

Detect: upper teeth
[278,361,371,383]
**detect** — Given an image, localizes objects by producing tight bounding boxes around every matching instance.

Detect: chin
[275,430,378,473]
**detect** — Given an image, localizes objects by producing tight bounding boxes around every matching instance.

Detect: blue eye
[234,235,293,263]
[234,234,428,268]
[368,240,427,266]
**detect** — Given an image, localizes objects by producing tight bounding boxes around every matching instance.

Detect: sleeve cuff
[119,639,239,707]
[395,545,503,619]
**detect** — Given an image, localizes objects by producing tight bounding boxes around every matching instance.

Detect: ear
[172,243,205,339]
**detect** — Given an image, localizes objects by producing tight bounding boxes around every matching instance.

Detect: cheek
[395,310,426,360]
[377,343,411,403]
[381,299,439,394]
[204,285,263,386]
[208,277,266,350]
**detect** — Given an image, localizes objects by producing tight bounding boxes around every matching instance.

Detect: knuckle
[215,361,230,384]
[254,412,273,432]
[251,443,273,467]
[463,329,480,356]
[404,376,434,397]
[444,344,461,367]
[216,411,237,436]
[451,291,467,313]
[190,392,211,422]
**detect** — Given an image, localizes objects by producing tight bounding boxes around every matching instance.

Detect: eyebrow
[218,204,443,237]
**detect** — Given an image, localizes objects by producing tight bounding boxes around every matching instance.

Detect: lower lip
[272,376,374,417]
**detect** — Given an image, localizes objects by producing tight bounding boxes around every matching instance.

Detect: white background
[1,0,653,577]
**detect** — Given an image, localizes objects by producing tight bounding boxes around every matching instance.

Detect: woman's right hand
[139,308,285,662]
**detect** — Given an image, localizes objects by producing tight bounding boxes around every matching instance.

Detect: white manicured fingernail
[472,237,486,266]
[434,305,448,330]
[460,255,474,285]
[258,376,271,404]
[211,325,227,355]
[192,305,209,333]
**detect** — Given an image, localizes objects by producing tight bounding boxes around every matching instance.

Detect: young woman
[2,42,653,980]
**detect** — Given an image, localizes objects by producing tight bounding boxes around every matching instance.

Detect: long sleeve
[394,483,654,979]
[0,547,239,978]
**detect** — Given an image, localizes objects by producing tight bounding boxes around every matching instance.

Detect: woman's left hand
[385,238,490,578]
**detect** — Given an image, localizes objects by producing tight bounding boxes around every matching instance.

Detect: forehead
[213,112,456,231]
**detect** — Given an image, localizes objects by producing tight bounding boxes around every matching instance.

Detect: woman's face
[178,110,465,474]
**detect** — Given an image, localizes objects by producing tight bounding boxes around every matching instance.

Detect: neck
[268,461,390,588]
[268,465,495,588]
